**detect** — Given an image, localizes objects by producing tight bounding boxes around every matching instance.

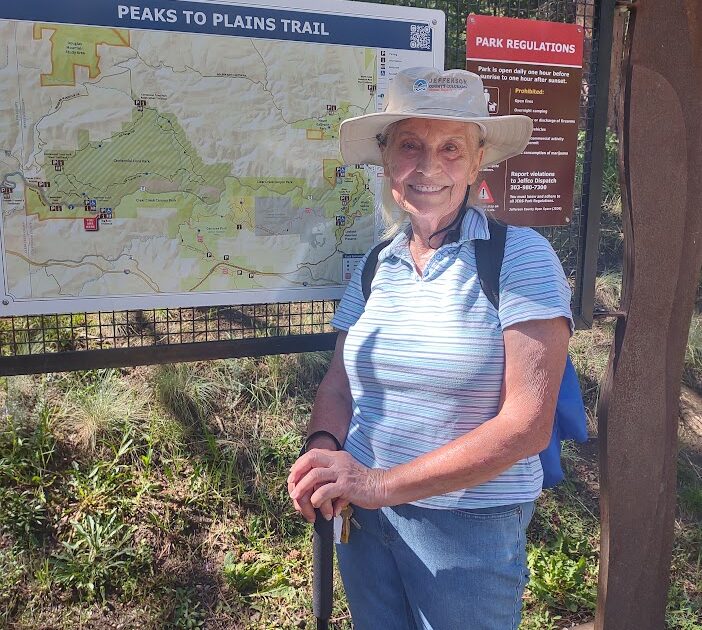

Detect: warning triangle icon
[477,180,495,203]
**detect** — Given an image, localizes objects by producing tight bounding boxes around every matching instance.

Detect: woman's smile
[407,183,449,194]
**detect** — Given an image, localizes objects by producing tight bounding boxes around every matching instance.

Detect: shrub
[526,535,598,613]
[52,513,148,602]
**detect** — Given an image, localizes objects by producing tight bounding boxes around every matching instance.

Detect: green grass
[0,313,91,357]
[153,363,219,429]
[0,349,699,629]
[0,403,56,547]
[57,369,149,452]
[684,314,702,392]
[597,130,624,274]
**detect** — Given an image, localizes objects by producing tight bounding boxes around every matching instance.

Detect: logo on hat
[413,79,428,92]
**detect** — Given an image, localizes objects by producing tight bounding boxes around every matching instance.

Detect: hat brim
[339,112,533,170]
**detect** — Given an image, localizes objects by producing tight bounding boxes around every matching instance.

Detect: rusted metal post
[596,1,702,628]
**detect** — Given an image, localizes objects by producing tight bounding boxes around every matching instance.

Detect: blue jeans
[336,501,535,630]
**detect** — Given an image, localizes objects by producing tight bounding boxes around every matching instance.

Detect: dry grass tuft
[58,371,150,451]
[593,271,622,313]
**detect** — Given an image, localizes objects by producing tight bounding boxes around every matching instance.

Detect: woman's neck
[409,208,463,250]
[407,208,465,276]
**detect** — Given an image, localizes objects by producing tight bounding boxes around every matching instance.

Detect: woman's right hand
[289,433,339,522]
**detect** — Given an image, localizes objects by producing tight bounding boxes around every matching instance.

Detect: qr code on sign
[409,24,431,50]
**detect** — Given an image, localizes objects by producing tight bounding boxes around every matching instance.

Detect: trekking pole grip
[312,509,334,629]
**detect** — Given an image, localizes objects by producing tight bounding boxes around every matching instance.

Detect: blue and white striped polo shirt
[331,206,574,509]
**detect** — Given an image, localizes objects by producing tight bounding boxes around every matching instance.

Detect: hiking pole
[312,508,334,630]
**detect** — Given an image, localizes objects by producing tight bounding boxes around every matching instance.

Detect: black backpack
[358,217,588,488]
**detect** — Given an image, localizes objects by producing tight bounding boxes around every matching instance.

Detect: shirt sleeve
[330,250,372,332]
[498,226,574,333]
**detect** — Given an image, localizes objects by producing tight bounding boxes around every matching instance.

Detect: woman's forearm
[380,406,552,506]
[305,374,353,448]
[304,331,353,451]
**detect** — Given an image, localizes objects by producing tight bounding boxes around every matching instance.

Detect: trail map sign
[466,15,583,226]
[0,0,443,316]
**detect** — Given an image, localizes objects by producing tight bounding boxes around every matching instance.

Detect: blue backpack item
[542,356,589,486]
[360,214,588,489]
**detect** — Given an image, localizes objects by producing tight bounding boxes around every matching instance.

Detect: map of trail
[0,20,377,306]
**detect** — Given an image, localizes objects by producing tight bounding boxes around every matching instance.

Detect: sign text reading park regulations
[466,15,584,226]
[0,0,443,317]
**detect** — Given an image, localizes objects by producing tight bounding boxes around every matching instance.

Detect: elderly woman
[288,68,572,630]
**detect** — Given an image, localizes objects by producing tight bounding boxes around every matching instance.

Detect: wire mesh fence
[0,0,609,373]
[0,302,337,355]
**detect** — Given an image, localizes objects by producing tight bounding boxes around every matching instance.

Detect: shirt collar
[377,206,491,262]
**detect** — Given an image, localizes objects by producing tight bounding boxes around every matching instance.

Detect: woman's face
[382,118,483,222]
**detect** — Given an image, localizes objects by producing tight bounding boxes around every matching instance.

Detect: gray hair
[376,121,485,240]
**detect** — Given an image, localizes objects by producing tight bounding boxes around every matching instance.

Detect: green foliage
[289,352,332,402]
[66,435,137,519]
[237,355,294,415]
[0,487,49,545]
[0,335,698,628]
[678,453,702,520]
[0,404,55,483]
[601,130,621,207]
[222,551,291,598]
[0,545,28,624]
[0,405,55,544]
[666,580,702,630]
[597,131,624,273]
[0,313,89,357]
[172,587,207,629]
[519,606,562,630]
[226,353,330,414]
[527,535,598,613]
[51,513,146,602]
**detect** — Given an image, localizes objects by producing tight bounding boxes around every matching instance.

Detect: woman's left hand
[288,450,388,522]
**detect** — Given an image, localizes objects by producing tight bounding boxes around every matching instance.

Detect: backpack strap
[361,238,392,302]
[475,217,507,310]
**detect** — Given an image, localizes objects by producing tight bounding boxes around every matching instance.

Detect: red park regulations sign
[466,15,584,226]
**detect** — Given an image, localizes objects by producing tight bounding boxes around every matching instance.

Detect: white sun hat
[339,67,533,169]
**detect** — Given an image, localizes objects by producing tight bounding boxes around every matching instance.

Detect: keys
[340,505,354,543]
[333,506,361,544]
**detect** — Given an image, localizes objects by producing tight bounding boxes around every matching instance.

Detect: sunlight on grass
[58,371,149,451]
